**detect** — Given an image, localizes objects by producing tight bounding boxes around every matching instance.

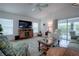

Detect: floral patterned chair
[0,35,29,56]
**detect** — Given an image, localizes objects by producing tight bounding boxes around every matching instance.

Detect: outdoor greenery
[74,24,79,31]
[58,22,79,35]
[0,24,3,32]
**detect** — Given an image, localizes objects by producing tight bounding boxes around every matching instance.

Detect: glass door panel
[74,22,79,35]
[58,19,68,40]
[58,17,79,40]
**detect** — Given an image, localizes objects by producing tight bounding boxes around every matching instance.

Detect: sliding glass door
[74,22,79,35]
[58,17,79,40]
[58,19,69,40]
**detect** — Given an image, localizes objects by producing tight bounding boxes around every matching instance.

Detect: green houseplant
[0,24,3,34]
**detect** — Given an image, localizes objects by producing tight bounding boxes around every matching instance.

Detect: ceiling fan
[31,3,48,12]
[72,3,79,7]
[72,3,79,6]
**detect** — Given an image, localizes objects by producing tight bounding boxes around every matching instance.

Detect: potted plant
[0,24,3,34]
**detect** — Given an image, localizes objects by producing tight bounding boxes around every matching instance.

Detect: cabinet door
[29,31,33,38]
[19,31,25,39]
[25,31,29,38]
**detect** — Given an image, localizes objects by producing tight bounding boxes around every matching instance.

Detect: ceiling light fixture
[32,8,36,11]
[72,3,79,6]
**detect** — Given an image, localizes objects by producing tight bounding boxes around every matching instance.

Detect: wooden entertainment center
[15,20,33,40]
[19,28,33,39]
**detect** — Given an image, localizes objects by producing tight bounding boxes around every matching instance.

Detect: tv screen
[19,20,32,28]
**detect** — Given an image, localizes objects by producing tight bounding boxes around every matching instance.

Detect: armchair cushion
[0,50,5,56]
[0,35,16,56]
[13,44,29,56]
[0,35,28,56]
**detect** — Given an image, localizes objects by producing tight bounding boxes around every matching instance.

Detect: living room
[0,3,79,56]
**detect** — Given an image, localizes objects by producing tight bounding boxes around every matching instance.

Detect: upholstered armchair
[0,35,29,56]
[70,30,77,39]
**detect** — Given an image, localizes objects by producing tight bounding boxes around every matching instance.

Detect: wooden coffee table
[46,47,66,56]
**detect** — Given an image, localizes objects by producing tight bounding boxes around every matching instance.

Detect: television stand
[19,28,33,39]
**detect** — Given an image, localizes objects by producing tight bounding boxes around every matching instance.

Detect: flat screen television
[19,20,32,28]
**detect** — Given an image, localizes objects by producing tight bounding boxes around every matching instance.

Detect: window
[32,23,38,33]
[58,17,79,40]
[58,19,70,40]
[74,22,79,33]
[0,18,13,35]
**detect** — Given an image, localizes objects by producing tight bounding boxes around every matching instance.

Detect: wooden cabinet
[19,28,33,39]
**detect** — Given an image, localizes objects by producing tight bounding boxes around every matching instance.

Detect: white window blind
[0,18,13,35]
[32,23,38,33]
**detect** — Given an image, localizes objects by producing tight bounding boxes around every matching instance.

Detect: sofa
[46,47,79,56]
[0,35,29,56]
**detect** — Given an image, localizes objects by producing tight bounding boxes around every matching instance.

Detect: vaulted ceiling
[0,3,79,20]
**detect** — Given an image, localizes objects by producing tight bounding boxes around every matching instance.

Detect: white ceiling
[0,3,79,20]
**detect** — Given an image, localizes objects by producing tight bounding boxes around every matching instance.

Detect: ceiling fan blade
[32,3,48,12]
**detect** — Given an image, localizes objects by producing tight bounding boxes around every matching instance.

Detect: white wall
[0,11,40,40]
[40,19,58,36]
[40,20,48,36]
